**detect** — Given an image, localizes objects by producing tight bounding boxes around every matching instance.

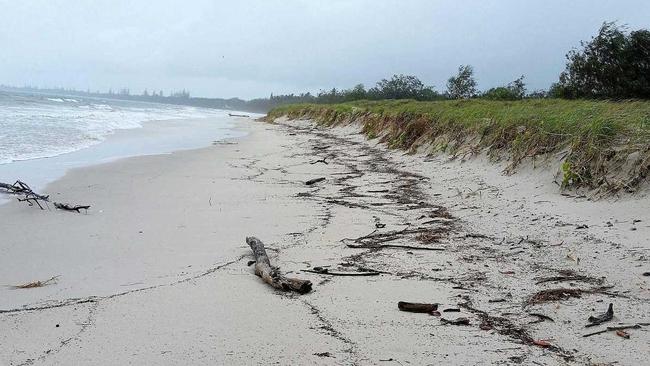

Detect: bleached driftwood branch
[246,236,312,294]
[0,180,90,213]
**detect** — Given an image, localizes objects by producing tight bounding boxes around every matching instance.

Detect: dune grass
[268,99,650,191]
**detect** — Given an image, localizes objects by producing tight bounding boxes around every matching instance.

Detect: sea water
[0,90,248,195]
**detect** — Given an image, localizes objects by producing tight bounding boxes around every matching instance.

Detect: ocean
[0,91,248,193]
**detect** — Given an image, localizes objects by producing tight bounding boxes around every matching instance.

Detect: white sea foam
[0,93,228,164]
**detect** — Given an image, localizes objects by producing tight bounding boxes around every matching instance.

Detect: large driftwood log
[246,237,312,294]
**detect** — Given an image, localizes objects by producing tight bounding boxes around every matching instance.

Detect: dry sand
[0,117,648,365]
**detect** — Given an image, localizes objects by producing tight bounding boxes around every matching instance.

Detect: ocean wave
[0,95,228,164]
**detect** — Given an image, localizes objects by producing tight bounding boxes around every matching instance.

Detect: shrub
[367,74,439,101]
[483,76,527,100]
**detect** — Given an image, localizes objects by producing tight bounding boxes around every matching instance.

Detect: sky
[1,0,649,99]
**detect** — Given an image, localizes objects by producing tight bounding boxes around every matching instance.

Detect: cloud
[1,0,648,98]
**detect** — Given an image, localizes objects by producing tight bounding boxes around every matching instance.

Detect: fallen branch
[54,203,91,213]
[582,324,643,338]
[310,158,328,165]
[398,301,438,313]
[302,267,380,276]
[305,177,326,186]
[1,181,49,200]
[528,313,555,324]
[535,274,600,285]
[345,243,445,251]
[440,317,470,326]
[246,237,312,294]
[1,180,90,213]
[341,226,449,252]
[17,195,46,210]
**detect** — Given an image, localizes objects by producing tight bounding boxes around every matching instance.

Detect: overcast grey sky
[1,1,648,99]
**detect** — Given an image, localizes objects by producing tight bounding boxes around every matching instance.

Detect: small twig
[345,243,445,251]
[302,269,380,276]
[528,313,555,324]
[582,324,643,338]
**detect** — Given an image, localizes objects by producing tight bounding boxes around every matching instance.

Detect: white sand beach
[1,117,648,365]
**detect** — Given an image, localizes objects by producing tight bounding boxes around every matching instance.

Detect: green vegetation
[268,99,650,192]
[263,22,649,110]
[483,76,527,101]
[265,23,650,192]
[446,65,478,99]
[551,22,650,99]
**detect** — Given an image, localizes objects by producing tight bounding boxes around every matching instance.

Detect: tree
[508,75,526,99]
[482,75,526,100]
[552,22,650,99]
[446,65,477,99]
[343,84,367,101]
[368,74,437,100]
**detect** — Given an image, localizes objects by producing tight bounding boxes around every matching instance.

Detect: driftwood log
[0,181,49,200]
[54,203,91,213]
[398,301,438,313]
[246,237,312,294]
[305,177,326,186]
[1,180,89,213]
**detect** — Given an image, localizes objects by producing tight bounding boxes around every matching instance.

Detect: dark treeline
[266,22,649,106]
[251,22,650,110]
[4,22,648,113]
[0,85,270,113]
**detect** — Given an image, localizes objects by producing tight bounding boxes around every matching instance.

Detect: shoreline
[0,115,251,200]
[1,117,648,365]
[0,119,261,309]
